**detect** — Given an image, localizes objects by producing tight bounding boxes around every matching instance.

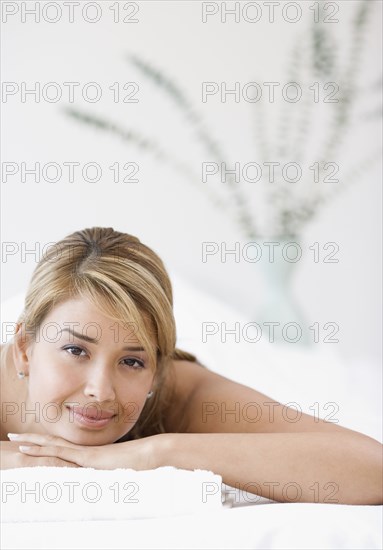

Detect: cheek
[28,356,81,401]
[28,376,77,405]
[117,375,154,422]
[119,369,154,394]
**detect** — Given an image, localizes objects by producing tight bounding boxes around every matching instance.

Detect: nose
[83,364,116,402]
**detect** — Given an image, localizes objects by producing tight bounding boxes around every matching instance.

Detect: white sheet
[1,466,222,522]
[1,502,382,550]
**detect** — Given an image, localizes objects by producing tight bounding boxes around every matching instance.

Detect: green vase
[255,238,311,347]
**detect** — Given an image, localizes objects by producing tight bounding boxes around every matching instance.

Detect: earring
[17,372,26,379]
[146,390,154,399]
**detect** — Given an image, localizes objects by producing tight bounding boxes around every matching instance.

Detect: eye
[61,346,145,370]
[122,357,146,370]
[62,345,87,358]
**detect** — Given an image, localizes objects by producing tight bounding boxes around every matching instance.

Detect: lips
[67,406,116,420]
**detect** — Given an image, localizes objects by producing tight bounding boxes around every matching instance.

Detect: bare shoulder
[173,360,213,392]
[164,358,367,438]
[169,359,211,401]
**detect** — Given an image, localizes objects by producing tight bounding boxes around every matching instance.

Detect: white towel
[1,466,223,522]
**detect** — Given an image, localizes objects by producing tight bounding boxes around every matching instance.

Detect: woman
[0,227,382,504]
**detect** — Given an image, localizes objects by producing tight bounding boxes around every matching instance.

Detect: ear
[12,322,33,377]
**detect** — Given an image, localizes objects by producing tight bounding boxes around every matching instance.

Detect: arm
[162,361,383,505]
[157,431,383,505]
[11,430,382,504]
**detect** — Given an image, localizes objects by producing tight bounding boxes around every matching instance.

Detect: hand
[7,432,165,470]
[0,440,80,469]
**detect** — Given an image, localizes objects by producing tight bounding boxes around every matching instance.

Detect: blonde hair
[1,227,197,439]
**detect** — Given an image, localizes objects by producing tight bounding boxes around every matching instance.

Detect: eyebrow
[58,328,146,352]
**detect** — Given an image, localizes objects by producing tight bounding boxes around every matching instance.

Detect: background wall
[1,0,382,367]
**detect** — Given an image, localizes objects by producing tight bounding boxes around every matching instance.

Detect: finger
[19,445,88,467]
[8,433,79,448]
[35,457,81,468]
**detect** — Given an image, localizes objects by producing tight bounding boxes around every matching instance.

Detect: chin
[54,425,117,446]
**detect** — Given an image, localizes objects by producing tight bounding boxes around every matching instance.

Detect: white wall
[1,0,382,365]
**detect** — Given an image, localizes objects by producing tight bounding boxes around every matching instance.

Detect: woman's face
[16,297,155,445]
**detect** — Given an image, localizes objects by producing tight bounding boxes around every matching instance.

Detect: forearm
[157,432,383,505]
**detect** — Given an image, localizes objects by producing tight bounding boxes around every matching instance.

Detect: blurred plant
[64,0,381,240]
[261,0,382,237]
